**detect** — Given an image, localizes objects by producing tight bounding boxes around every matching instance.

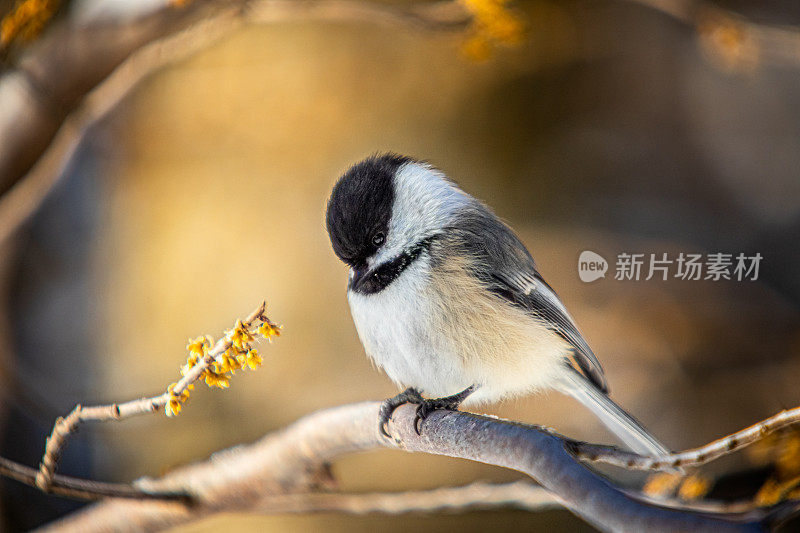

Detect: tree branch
[36,402,791,532]
[34,301,275,492]
[254,480,560,514]
[3,0,796,249]
[0,0,470,247]
[621,0,800,70]
[573,405,800,471]
[0,455,189,502]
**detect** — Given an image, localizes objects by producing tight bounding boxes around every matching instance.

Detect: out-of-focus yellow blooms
[1,0,60,48]
[697,11,758,73]
[459,0,525,61]
[677,474,711,501]
[643,472,681,498]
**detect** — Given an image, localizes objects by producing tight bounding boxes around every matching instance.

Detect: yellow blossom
[697,12,758,73]
[755,475,800,506]
[643,472,681,498]
[203,369,230,389]
[257,321,282,341]
[224,349,243,372]
[777,432,800,476]
[482,11,523,44]
[165,305,280,415]
[677,474,711,501]
[165,397,182,417]
[246,349,263,370]
[167,382,190,400]
[186,336,212,359]
[228,319,254,349]
[164,382,192,417]
[212,350,241,374]
[458,0,524,61]
[747,432,779,466]
[1,0,60,48]
[461,34,492,62]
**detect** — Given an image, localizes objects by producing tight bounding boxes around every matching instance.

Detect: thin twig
[0,455,190,501]
[573,406,800,471]
[34,301,269,491]
[254,480,561,514]
[256,482,792,518]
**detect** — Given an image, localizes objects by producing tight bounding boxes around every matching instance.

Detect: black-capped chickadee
[326,153,669,455]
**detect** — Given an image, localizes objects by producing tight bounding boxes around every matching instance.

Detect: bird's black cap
[326,153,411,268]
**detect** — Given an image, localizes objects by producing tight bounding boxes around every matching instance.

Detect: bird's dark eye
[371,232,385,247]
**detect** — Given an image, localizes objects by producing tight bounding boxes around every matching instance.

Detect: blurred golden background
[1,1,799,531]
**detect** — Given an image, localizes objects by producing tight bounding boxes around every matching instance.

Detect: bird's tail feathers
[559,365,669,457]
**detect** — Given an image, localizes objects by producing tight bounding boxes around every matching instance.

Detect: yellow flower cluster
[257,320,282,341]
[642,472,682,498]
[459,0,525,61]
[697,11,758,73]
[755,476,800,507]
[1,0,60,48]
[165,382,193,417]
[750,429,800,506]
[643,472,710,501]
[777,432,800,476]
[676,474,711,501]
[164,314,281,417]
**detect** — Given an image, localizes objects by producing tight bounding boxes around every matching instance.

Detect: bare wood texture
[574,406,800,471]
[35,302,270,492]
[40,402,784,532]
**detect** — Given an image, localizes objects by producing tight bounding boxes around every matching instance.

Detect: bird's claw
[412,398,461,435]
[379,387,423,438]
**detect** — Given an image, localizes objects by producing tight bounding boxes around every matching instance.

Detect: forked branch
[35,403,797,532]
[34,302,276,492]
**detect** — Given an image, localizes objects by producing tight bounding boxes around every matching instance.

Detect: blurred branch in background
[1,0,799,250]
[252,481,560,515]
[0,0,472,249]
[623,0,800,72]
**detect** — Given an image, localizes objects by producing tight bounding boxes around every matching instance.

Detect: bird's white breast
[347,256,472,397]
[348,253,570,402]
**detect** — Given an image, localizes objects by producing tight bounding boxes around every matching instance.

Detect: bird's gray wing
[496,269,609,393]
[445,206,608,393]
